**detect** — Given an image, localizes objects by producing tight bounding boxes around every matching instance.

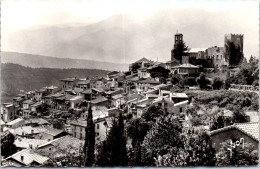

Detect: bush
[171,75,181,85]
[212,78,224,90]
[196,73,211,89]
[183,77,197,86]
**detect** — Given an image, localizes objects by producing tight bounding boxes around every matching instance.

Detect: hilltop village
[1,33,259,167]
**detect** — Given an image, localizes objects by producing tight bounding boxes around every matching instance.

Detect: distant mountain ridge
[1,51,129,71]
[3,9,257,63]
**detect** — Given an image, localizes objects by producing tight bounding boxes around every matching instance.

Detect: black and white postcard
[1,0,259,167]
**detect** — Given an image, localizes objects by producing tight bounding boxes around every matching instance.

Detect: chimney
[31,130,34,134]
[21,155,24,161]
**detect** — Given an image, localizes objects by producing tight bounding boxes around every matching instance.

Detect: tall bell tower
[171,32,183,61]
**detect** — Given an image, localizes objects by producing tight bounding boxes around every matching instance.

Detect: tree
[142,105,165,122]
[126,118,150,148]
[181,77,197,87]
[131,63,141,72]
[171,75,180,85]
[96,114,128,166]
[155,128,216,167]
[84,106,95,166]
[249,55,258,66]
[149,66,170,83]
[196,73,211,89]
[232,108,248,123]
[225,40,244,66]
[212,77,223,90]
[140,114,183,166]
[36,103,48,113]
[126,118,150,166]
[172,41,189,63]
[216,140,258,166]
[210,115,225,130]
[1,131,17,157]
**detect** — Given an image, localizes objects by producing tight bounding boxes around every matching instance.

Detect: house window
[97,124,100,129]
[49,148,52,151]
[180,107,183,112]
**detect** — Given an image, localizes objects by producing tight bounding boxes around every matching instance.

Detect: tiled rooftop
[14,138,48,149]
[210,122,259,141]
[4,149,49,166]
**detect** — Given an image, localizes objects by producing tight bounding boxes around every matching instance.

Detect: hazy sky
[1,0,259,63]
[2,0,258,31]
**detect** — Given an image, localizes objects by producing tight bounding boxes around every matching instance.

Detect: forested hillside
[1,63,108,103]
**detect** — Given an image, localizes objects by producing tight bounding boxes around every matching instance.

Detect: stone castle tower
[171,33,183,61]
[224,34,244,54]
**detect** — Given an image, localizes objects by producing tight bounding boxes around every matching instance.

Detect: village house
[47,93,65,109]
[25,91,35,100]
[111,94,125,108]
[45,85,59,94]
[39,128,68,141]
[1,103,16,122]
[7,126,47,139]
[77,81,91,89]
[165,59,180,70]
[60,78,79,90]
[171,63,199,76]
[34,89,47,101]
[170,92,189,103]
[53,95,69,111]
[151,97,188,119]
[107,108,124,117]
[36,135,84,158]
[90,77,107,89]
[30,102,42,113]
[21,100,35,118]
[14,137,48,150]
[108,72,125,88]
[129,57,154,73]
[24,118,50,128]
[2,149,49,167]
[67,95,84,109]
[83,89,92,101]
[137,67,150,79]
[13,97,25,107]
[107,71,120,79]
[134,98,151,118]
[5,118,25,129]
[210,122,259,153]
[136,78,160,93]
[71,87,84,96]
[125,93,144,115]
[89,96,109,108]
[106,80,119,90]
[105,89,123,100]
[91,88,105,100]
[70,114,113,142]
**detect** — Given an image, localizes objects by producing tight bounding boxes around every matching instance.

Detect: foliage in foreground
[216,140,258,166]
[96,114,128,166]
